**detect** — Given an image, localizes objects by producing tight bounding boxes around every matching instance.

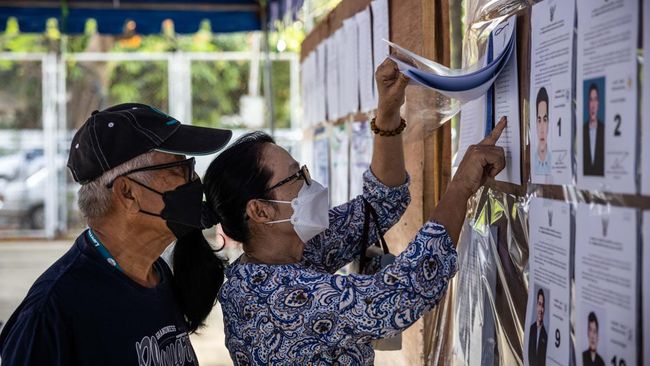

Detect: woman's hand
[430,116,507,245]
[375,58,409,129]
[452,117,508,199]
[369,58,409,187]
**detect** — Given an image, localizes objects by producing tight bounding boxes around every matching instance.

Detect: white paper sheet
[492,16,521,185]
[454,95,487,167]
[575,203,638,366]
[385,17,515,104]
[524,198,571,366]
[301,53,314,126]
[529,0,575,185]
[371,0,389,101]
[325,36,340,121]
[356,8,376,113]
[643,2,650,196]
[312,126,330,191]
[350,120,373,198]
[330,124,350,207]
[576,0,638,193]
[335,28,348,120]
[316,43,327,125]
[343,18,360,117]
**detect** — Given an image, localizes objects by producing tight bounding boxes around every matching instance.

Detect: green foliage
[271,60,291,128]
[0,18,44,129]
[0,17,302,131]
[192,60,249,128]
[108,61,169,108]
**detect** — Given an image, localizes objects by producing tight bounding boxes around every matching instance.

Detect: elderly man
[0,104,231,365]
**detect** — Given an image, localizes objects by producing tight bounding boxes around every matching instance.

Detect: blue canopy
[0,0,303,34]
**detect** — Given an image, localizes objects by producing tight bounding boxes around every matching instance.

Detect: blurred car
[0,149,48,230]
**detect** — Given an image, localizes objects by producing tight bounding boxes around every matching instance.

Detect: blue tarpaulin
[0,0,303,34]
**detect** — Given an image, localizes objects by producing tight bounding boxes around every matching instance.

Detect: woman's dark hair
[203,131,276,243]
[172,131,275,333]
[172,229,227,333]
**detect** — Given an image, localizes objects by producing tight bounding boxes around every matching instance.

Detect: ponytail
[172,131,276,332]
[172,229,227,333]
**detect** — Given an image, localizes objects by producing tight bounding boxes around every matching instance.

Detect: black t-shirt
[0,230,198,366]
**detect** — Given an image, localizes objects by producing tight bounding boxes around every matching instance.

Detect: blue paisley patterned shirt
[219,170,458,365]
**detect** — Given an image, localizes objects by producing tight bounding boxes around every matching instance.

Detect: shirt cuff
[422,220,459,276]
[362,169,410,198]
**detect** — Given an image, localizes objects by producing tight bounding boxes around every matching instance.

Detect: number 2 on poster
[613,114,621,137]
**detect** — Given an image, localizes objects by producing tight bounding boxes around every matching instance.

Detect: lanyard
[87,228,124,273]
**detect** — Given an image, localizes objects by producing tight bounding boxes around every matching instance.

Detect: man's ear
[246,199,274,224]
[111,177,140,214]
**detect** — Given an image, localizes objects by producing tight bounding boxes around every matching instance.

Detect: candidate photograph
[582,311,605,366]
[533,86,552,175]
[583,78,605,177]
[527,286,548,366]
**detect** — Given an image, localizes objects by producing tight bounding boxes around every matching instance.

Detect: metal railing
[0,51,301,239]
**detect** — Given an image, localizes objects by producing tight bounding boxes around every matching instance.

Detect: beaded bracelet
[370,117,407,136]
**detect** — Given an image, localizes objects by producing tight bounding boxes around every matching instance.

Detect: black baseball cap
[67,103,232,184]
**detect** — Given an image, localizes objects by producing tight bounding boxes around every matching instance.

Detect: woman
[202,59,506,365]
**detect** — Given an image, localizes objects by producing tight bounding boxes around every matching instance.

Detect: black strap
[359,198,390,272]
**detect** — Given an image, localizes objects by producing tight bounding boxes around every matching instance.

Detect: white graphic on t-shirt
[135,325,197,366]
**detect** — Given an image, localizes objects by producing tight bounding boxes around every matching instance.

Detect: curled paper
[385,19,515,104]
[384,17,516,125]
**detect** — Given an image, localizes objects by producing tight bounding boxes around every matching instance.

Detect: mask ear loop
[215,232,226,251]
[124,177,165,218]
[265,218,292,225]
[126,177,164,195]
[258,199,294,225]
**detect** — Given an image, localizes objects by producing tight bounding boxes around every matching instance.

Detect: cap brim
[156,125,232,156]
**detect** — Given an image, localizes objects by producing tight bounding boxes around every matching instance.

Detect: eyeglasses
[105,157,196,188]
[265,165,311,192]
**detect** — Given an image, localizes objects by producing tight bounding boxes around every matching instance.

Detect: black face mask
[129,178,206,239]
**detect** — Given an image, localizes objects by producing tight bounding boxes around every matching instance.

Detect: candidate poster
[330,124,349,207]
[576,0,638,193]
[350,120,373,199]
[524,198,571,366]
[575,203,638,366]
[529,0,575,185]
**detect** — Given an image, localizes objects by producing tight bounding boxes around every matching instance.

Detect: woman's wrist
[446,180,474,203]
[375,106,401,129]
[371,118,406,136]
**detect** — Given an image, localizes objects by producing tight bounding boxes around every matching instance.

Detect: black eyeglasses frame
[105,157,196,188]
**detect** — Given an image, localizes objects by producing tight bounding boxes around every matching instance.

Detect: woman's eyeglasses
[105,157,196,188]
[265,165,311,192]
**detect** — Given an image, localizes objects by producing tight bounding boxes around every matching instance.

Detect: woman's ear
[246,199,274,224]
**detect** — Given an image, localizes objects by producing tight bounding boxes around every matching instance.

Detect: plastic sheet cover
[421,1,535,365]
[423,1,650,365]
[449,187,529,365]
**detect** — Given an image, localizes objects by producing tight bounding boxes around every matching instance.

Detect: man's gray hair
[77,151,156,220]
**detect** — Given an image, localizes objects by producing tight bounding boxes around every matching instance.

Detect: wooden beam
[0,1,260,12]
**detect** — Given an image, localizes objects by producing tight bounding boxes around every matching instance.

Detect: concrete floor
[0,240,233,366]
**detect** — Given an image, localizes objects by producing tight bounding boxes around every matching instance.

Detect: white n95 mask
[264,180,330,242]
